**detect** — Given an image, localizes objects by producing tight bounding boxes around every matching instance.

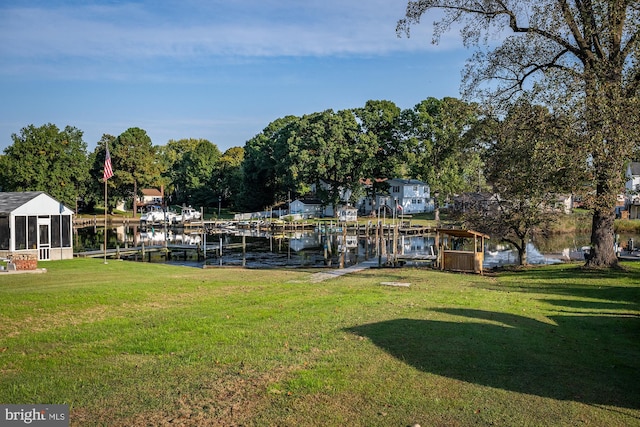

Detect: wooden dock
[74,242,245,262]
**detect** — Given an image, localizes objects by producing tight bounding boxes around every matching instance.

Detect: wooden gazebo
[436,228,489,274]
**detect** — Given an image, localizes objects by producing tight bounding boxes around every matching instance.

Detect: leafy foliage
[461,101,587,264]
[0,124,89,208]
[398,0,640,267]
[287,109,375,210]
[110,128,162,214]
[403,97,485,206]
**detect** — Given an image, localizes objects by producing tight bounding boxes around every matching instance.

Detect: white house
[386,179,432,214]
[289,199,324,219]
[0,192,74,261]
[626,162,640,219]
[626,162,640,194]
[337,205,358,222]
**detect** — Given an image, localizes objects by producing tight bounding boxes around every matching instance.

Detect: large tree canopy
[403,97,484,220]
[241,116,301,211]
[110,127,161,215]
[214,147,245,210]
[399,0,640,268]
[0,123,89,208]
[171,139,221,207]
[288,109,375,211]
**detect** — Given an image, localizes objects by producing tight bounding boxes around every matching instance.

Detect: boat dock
[74,242,245,261]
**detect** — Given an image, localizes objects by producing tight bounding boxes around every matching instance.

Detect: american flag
[103,145,114,181]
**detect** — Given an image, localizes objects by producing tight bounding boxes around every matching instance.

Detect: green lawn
[1,259,639,426]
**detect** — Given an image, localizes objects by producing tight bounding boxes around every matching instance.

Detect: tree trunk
[517,238,527,266]
[583,68,626,269]
[586,209,619,268]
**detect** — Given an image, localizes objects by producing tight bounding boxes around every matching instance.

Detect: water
[74,225,640,268]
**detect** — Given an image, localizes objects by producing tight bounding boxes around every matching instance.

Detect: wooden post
[242,234,246,267]
[364,223,369,260]
[340,225,347,268]
[378,220,383,267]
[393,223,398,266]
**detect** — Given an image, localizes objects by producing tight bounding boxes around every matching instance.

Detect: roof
[142,188,163,197]
[436,228,490,239]
[387,178,427,186]
[0,191,46,214]
[291,198,323,205]
[629,162,640,176]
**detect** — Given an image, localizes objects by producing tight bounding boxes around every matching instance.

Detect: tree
[355,100,407,205]
[241,116,301,211]
[178,139,221,207]
[398,1,640,268]
[110,128,161,216]
[0,123,89,208]
[462,100,586,265]
[287,109,375,213]
[159,138,205,205]
[214,147,245,210]
[403,97,484,220]
[87,134,117,212]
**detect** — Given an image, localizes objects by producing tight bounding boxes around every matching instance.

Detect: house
[337,205,358,222]
[289,199,324,219]
[453,192,495,214]
[115,188,164,213]
[551,194,574,215]
[625,162,640,219]
[626,162,640,193]
[139,188,164,206]
[0,192,74,262]
[355,178,433,216]
[386,179,432,214]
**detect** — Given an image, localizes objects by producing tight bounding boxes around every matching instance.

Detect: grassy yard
[1,260,639,426]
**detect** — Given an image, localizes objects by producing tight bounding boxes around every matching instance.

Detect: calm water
[74,224,640,268]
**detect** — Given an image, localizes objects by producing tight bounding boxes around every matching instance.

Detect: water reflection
[73,225,639,268]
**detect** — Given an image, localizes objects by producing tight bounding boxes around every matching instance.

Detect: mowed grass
[0,259,639,426]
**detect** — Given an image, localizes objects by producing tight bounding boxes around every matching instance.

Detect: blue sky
[0,0,470,153]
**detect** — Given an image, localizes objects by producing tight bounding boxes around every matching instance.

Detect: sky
[0,0,470,153]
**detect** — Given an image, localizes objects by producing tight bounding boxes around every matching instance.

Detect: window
[28,216,37,249]
[15,216,27,250]
[0,216,8,250]
[51,215,61,248]
[62,216,71,247]
[392,186,400,193]
[413,185,418,192]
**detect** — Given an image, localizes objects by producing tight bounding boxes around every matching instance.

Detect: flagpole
[102,142,113,264]
[104,178,108,264]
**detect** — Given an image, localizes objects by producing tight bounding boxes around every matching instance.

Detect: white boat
[173,206,201,224]
[140,205,177,224]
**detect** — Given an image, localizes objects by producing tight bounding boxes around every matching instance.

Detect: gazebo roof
[436,228,490,239]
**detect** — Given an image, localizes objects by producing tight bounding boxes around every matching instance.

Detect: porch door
[38,217,51,260]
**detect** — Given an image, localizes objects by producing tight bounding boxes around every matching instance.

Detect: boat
[140,205,178,224]
[173,206,201,224]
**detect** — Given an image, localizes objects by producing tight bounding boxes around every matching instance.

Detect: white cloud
[0,1,460,65]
